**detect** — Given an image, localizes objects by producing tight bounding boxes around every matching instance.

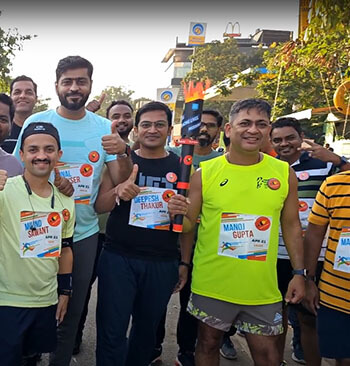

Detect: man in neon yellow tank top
[169,99,305,366]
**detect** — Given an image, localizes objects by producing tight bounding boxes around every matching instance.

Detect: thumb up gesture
[0,170,8,191]
[54,168,74,197]
[102,120,127,155]
[86,92,106,113]
[115,164,140,203]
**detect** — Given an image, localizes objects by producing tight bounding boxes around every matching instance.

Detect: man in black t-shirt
[94,101,190,366]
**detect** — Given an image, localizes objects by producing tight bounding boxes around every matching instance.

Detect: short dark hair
[271,117,303,137]
[56,56,93,82]
[202,109,223,127]
[230,98,271,121]
[223,133,230,147]
[10,75,37,96]
[135,101,172,127]
[106,100,134,119]
[0,93,15,121]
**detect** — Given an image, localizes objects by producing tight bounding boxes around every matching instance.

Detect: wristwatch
[336,155,348,168]
[117,144,131,158]
[179,261,192,269]
[291,268,307,278]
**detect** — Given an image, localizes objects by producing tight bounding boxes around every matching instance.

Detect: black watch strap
[292,268,307,277]
[306,274,317,282]
[179,261,192,269]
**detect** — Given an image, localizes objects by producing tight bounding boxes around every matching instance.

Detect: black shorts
[277,259,323,314]
[318,305,350,359]
[0,305,57,365]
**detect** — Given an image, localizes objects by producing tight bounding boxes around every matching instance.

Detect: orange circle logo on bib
[267,178,280,190]
[162,190,175,202]
[80,164,93,177]
[89,151,100,163]
[299,201,308,212]
[48,212,61,227]
[62,209,70,222]
[255,216,271,231]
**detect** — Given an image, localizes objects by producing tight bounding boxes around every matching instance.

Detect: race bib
[218,213,272,261]
[20,211,62,258]
[129,187,176,230]
[334,227,350,273]
[55,163,94,204]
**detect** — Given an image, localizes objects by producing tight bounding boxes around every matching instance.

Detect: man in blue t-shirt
[13,55,132,366]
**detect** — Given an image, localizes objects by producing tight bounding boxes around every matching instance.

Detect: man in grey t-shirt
[0,94,23,177]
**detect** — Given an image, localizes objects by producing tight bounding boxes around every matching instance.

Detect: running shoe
[220,337,237,360]
[292,351,306,364]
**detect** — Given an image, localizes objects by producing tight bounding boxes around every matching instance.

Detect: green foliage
[0,11,33,92]
[93,86,135,118]
[185,38,264,121]
[185,38,263,87]
[238,0,350,141]
[33,97,50,114]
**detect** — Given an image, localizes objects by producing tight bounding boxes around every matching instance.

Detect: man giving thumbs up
[94,102,188,366]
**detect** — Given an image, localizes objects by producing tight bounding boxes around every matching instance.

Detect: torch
[172,81,209,233]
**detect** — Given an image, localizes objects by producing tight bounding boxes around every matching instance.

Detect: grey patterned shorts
[188,293,283,336]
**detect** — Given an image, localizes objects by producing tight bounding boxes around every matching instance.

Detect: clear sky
[1,0,299,108]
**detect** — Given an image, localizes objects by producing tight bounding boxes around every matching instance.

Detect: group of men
[0,54,349,366]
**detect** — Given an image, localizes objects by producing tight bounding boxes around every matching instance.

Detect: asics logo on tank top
[220,179,229,186]
[138,172,176,189]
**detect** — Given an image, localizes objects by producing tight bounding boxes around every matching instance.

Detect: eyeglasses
[139,121,168,129]
[200,122,218,129]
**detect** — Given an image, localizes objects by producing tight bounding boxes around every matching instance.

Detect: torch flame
[183,80,211,103]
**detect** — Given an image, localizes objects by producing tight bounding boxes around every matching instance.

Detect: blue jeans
[96,249,178,366]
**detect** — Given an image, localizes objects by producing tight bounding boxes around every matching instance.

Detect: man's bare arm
[280,167,305,303]
[106,157,133,187]
[281,167,304,270]
[95,168,117,214]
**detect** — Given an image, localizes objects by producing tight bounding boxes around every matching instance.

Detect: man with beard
[106,99,134,145]
[14,56,132,366]
[168,109,222,168]
[1,75,38,153]
[0,93,23,176]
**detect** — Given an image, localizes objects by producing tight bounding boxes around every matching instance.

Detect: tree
[0,11,33,92]
[33,97,51,114]
[237,0,350,142]
[184,37,264,122]
[91,86,135,118]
